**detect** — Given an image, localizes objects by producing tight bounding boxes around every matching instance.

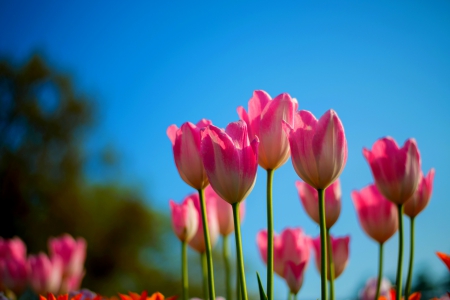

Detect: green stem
[395,204,404,300]
[223,235,232,300]
[326,228,335,300]
[233,202,248,300]
[267,169,274,300]
[201,253,208,300]
[237,259,242,300]
[182,242,188,300]
[198,188,216,300]
[318,188,328,300]
[405,217,415,299]
[375,243,384,300]
[288,291,293,300]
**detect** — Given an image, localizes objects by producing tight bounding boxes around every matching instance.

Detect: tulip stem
[201,252,208,300]
[395,204,404,300]
[375,242,384,300]
[233,202,248,300]
[405,217,415,299]
[318,188,328,300]
[326,228,335,300]
[223,235,232,300]
[288,292,293,300]
[198,188,216,300]
[267,169,274,300]
[182,241,188,300]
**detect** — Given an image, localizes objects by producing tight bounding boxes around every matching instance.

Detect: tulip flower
[238,90,297,300]
[0,237,27,261]
[48,234,86,279]
[363,138,421,205]
[363,137,421,300]
[403,169,435,298]
[167,120,212,190]
[0,257,29,295]
[257,228,310,296]
[169,195,200,300]
[352,184,398,244]
[311,235,350,280]
[296,179,342,229]
[237,90,298,171]
[169,198,199,243]
[201,121,258,205]
[201,120,258,300]
[284,261,307,297]
[205,185,245,300]
[59,273,85,294]
[284,109,347,300]
[28,253,63,295]
[358,277,392,300]
[404,169,435,218]
[352,183,399,300]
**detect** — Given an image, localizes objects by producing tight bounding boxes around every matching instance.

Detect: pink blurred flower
[201,121,259,204]
[363,137,421,205]
[205,185,245,236]
[187,192,219,253]
[284,261,307,295]
[28,253,63,295]
[284,110,347,189]
[312,235,350,279]
[167,120,212,190]
[237,90,298,170]
[257,228,310,277]
[169,197,199,242]
[359,277,392,300]
[0,237,26,261]
[59,272,85,294]
[296,179,341,229]
[0,257,29,294]
[48,234,86,278]
[352,184,398,244]
[404,169,435,218]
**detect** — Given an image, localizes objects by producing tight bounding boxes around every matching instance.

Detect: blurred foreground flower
[119,291,176,300]
[359,277,392,300]
[437,252,450,271]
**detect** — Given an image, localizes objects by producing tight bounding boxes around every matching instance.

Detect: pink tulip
[359,277,392,300]
[205,185,245,236]
[296,179,342,229]
[237,90,298,170]
[187,192,219,253]
[167,119,212,190]
[404,169,435,218]
[352,184,399,244]
[284,260,307,295]
[257,228,310,277]
[0,258,29,294]
[169,197,199,242]
[284,110,347,189]
[201,121,259,204]
[363,137,421,205]
[59,272,85,293]
[28,253,63,295]
[312,235,350,279]
[48,234,86,278]
[0,237,27,261]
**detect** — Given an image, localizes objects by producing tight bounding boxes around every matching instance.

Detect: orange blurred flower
[118,291,177,300]
[378,289,421,300]
[436,252,450,271]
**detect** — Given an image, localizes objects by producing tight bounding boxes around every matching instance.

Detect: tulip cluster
[166,89,436,300]
[0,234,86,297]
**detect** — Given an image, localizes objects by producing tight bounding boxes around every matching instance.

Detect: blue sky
[1,1,450,298]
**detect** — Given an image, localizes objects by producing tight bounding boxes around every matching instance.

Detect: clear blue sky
[1,1,450,298]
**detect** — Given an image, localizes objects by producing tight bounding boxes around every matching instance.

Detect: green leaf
[256,272,268,300]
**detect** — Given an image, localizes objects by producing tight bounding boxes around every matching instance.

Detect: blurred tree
[0,55,205,296]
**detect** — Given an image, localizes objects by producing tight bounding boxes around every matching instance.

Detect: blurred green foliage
[0,55,212,297]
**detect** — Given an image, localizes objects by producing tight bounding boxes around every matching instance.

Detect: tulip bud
[28,253,63,295]
[169,198,199,242]
[312,235,350,279]
[404,169,435,218]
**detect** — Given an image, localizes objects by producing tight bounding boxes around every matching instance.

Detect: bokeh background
[1,1,450,299]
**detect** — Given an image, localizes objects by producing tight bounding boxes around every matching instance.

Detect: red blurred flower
[437,252,450,272]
